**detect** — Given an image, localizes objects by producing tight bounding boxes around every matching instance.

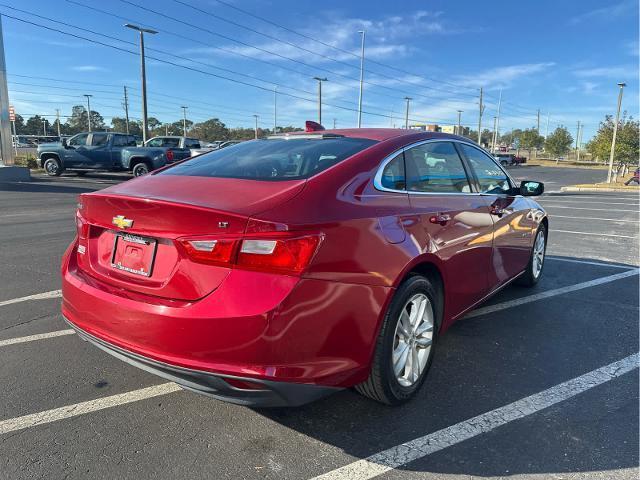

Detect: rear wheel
[500,160,509,167]
[132,161,151,177]
[517,224,547,287]
[43,157,63,176]
[356,275,439,405]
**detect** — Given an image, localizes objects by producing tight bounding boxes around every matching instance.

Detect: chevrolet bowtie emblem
[112,215,133,229]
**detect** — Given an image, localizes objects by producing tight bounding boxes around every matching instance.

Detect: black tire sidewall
[133,163,150,177]
[378,276,440,403]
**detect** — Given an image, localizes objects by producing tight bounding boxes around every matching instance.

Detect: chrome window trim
[456,141,518,191]
[373,138,487,196]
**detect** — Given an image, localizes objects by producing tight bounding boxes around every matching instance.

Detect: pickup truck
[37,132,188,177]
[144,136,210,158]
[494,153,527,167]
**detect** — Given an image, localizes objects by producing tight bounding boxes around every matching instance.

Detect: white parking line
[466,268,639,319]
[541,205,638,212]
[311,352,639,480]
[543,195,639,201]
[552,229,637,239]
[0,290,62,308]
[0,383,182,435]
[546,256,634,269]
[540,200,640,206]
[550,215,639,223]
[0,330,75,347]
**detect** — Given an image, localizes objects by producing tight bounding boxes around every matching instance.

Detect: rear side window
[459,144,511,194]
[91,133,109,146]
[380,153,405,190]
[405,142,471,193]
[185,139,200,148]
[161,137,377,180]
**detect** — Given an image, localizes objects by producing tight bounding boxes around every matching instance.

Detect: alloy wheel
[532,230,545,278]
[392,293,434,387]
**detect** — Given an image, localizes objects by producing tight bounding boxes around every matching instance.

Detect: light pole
[125,23,158,144]
[273,86,277,135]
[313,77,328,125]
[357,30,365,128]
[181,106,188,136]
[477,87,484,144]
[607,82,626,183]
[253,114,259,139]
[404,97,412,129]
[42,118,46,136]
[83,94,92,132]
[457,110,463,136]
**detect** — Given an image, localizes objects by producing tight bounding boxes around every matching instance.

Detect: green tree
[586,114,639,164]
[12,113,25,134]
[111,116,141,136]
[519,128,544,154]
[544,126,573,157]
[23,115,50,135]
[64,105,105,133]
[190,118,229,141]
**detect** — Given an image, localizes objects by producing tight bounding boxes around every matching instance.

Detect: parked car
[494,153,526,166]
[62,128,547,407]
[37,132,184,177]
[625,168,640,185]
[145,135,204,158]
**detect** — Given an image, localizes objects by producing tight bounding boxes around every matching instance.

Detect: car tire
[500,160,509,167]
[355,275,440,405]
[517,224,547,287]
[43,157,63,177]
[132,162,151,177]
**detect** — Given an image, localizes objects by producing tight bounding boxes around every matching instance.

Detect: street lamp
[404,97,412,129]
[313,77,328,125]
[253,114,259,139]
[606,82,626,183]
[181,106,188,136]
[273,86,277,135]
[457,110,463,136]
[357,30,365,128]
[83,94,92,132]
[124,23,158,144]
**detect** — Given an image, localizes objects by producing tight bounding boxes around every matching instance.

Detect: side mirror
[61,137,68,148]
[520,180,544,196]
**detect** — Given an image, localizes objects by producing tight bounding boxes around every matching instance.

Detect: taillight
[76,212,89,239]
[177,234,322,275]
[166,149,174,162]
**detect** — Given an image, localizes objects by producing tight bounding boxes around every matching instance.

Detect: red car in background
[62,127,548,407]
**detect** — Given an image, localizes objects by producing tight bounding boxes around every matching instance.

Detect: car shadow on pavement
[255,256,639,477]
[0,180,97,195]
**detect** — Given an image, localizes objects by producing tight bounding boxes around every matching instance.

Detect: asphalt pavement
[0,167,638,480]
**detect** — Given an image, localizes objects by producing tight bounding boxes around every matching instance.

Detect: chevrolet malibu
[62,127,548,407]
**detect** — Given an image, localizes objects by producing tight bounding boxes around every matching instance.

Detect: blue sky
[3,0,639,141]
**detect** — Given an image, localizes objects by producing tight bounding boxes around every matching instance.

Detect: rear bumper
[65,317,340,407]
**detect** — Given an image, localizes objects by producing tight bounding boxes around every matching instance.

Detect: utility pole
[181,106,188,136]
[125,24,158,144]
[491,116,497,152]
[273,86,277,135]
[123,86,130,134]
[575,121,581,156]
[607,82,626,183]
[83,94,93,132]
[457,110,463,136]
[536,109,540,132]
[165,124,168,135]
[55,108,61,137]
[313,77,328,125]
[357,30,365,128]
[404,97,412,129]
[477,87,484,145]
[333,118,336,129]
[576,123,583,162]
[0,15,13,166]
[494,89,502,150]
[545,111,550,139]
[42,118,47,136]
[253,114,259,139]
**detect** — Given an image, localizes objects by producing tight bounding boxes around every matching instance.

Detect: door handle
[429,213,451,225]
[490,206,513,217]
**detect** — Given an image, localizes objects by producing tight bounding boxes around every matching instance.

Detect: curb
[561,185,640,193]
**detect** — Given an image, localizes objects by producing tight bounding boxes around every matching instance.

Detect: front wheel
[517,224,547,287]
[132,162,151,177]
[43,157,63,176]
[355,275,440,405]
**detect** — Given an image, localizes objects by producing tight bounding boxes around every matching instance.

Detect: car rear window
[160,136,377,180]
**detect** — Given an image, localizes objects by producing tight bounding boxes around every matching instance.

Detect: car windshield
[160,136,377,180]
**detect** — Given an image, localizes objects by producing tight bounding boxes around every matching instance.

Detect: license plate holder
[111,233,157,277]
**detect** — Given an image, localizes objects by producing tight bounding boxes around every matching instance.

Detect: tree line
[12,105,302,141]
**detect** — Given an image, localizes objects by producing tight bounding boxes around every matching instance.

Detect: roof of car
[287,128,470,142]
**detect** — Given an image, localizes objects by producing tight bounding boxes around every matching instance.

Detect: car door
[458,142,537,286]
[83,133,112,169]
[62,133,89,168]
[111,134,136,169]
[403,140,495,320]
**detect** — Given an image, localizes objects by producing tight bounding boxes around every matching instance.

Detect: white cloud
[568,0,636,25]
[573,65,637,79]
[451,63,556,90]
[71,65,107,72]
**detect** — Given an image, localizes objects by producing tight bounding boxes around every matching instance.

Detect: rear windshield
[159,137,377,180]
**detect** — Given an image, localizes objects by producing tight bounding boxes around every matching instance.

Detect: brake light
[305,120,325,132]
[166,149,174,162]
[177,234,322,275]
[76,212,89,239]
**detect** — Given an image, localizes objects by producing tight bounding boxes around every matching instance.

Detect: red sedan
[62,128,548,407]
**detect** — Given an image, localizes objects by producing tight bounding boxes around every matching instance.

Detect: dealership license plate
[111,233,157,277]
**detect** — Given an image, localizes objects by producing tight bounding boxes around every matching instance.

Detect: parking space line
[0,290,62,308]
[552,229,637,239]
[541,205,638,212]
[546,256,634,269]
[465,268,639,319]
[0,330,75,347]
[550,215,639,223]
[311,352,639,480]
[0,383,182,435]
[539,199,639,205]
[543,195,639,201]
